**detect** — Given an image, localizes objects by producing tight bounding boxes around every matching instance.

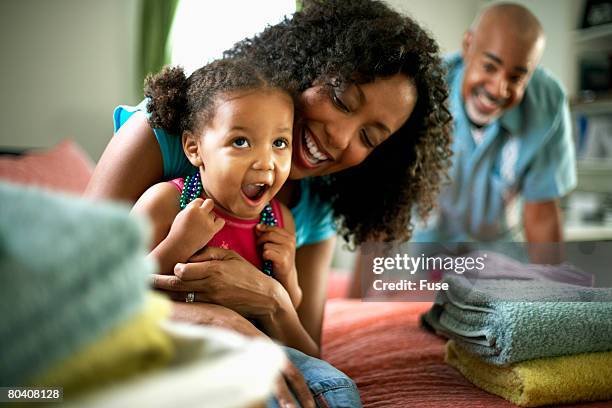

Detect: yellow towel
[446,340,612,407]
[30,293,174,396]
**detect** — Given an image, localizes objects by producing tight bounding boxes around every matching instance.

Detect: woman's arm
[154,247,319,356]
[85,112,164,203]
[170,301,266,337]
[295,236,337,346]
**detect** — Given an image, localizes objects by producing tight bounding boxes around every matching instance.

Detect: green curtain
[296,0,320,11]
[138,0,180,90]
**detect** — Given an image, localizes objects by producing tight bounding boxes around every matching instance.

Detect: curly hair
[226,0,452,245]
[144,59,295,135]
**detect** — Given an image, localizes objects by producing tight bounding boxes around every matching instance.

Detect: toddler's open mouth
[241,183,269,202]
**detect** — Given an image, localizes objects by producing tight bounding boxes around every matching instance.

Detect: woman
[86,1,451,406]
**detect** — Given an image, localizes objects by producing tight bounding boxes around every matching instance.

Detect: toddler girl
[132,59,301,307]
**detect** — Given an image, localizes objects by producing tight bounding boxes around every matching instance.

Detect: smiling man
[412,3,576,261]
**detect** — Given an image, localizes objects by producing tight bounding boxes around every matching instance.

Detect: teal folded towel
[0,182,155,385]
[422,274,612,365]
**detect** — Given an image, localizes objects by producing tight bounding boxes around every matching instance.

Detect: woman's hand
[151,246,288,318]
[256,224,302,308]
[153,245,318,356]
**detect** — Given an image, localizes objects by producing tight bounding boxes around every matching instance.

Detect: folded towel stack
[423,274,612,365]
[422,274,612,406]
[0,182,164,389]
[446,341,612,407]
[31,293,174,394]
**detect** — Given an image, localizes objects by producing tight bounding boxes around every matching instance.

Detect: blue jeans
[268,347,362,408]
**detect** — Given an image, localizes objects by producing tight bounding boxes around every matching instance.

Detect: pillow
[0,139,94,194]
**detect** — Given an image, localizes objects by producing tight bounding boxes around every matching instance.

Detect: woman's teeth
[304,132,328,163]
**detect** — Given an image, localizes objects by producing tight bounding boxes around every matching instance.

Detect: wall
[386,0,583,95]
[0,0,140,161]
[0,0,583,162]
[384,0,481,54]
[488,0,585,97]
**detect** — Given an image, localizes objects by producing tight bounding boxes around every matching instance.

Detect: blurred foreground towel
[422,275,612,365]
[446,341,612,407]
[0,182,155,385]
[31,294,174,395]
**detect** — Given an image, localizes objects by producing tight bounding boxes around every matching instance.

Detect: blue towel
[422,274,612,365]
[0,182,155,385]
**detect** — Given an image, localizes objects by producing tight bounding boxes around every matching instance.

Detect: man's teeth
[476,88,500,109]
[478,94,497,109]
[304,133,328,162]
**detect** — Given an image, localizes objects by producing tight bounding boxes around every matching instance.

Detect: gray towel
[422,274,612,365]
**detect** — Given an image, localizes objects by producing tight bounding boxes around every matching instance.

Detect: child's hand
[256,224,301,307]
[168,198,225,255]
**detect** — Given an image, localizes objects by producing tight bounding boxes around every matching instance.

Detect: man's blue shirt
[413,53,576,242]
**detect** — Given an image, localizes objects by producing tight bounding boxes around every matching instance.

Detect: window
[168,0,296,75]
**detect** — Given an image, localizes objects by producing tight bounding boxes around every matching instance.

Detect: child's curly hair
[144,59,295,135]
[226,0,452,245]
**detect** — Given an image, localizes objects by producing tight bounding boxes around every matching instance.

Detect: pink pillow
[327,269,350,299]
[0,139,94,195]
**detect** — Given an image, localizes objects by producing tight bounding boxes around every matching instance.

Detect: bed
[2,140,611,408]
[322,276,612,407]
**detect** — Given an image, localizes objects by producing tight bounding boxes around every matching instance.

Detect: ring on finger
[185,291,195,303]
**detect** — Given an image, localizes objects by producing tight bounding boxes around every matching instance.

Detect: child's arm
[256,204,302,308]
[132,183,224,274]
[258,278,319,357]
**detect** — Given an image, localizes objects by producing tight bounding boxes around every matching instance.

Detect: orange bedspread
[321,299,612,408]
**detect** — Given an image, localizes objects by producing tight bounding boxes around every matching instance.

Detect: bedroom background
[0,0,610,263]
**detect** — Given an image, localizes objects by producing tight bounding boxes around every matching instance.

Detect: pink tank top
[169,178,284,270]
